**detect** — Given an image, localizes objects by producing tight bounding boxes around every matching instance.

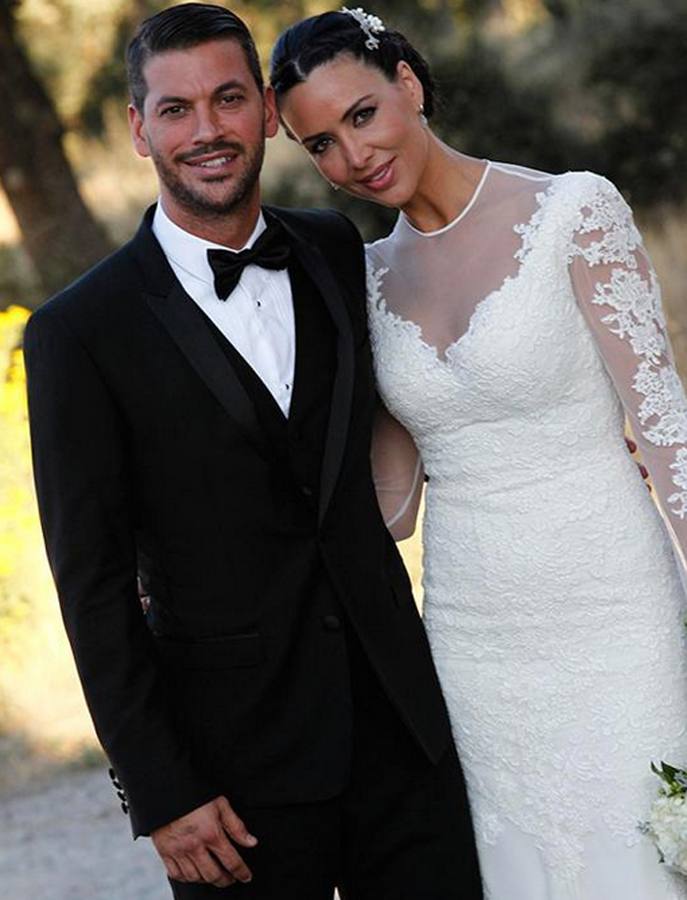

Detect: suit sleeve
[24,307,218,837]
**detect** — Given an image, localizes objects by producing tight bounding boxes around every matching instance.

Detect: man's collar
[152,201,267,284]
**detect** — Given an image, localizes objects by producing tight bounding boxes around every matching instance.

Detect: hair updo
[270,11,436,119]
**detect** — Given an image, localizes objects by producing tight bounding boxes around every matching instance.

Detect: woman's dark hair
[127,3,263,113]
[270,11,436,119]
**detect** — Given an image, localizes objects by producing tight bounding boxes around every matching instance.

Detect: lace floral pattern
[670,449,687,519]
[366,165,687,898]
[570,178,687,521]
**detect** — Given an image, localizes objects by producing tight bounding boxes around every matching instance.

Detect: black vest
[204,255,337,508]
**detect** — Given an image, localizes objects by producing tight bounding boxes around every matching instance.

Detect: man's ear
[128,104,151,158]
[263,85,280,139]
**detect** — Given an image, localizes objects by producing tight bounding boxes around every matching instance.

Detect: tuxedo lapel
[144,284,268,455]
[133,207,268,457]
[270,211,356,524]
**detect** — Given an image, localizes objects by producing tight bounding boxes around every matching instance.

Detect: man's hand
[152,796,257,888]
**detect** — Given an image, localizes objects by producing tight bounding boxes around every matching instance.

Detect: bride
[270,8,687,899]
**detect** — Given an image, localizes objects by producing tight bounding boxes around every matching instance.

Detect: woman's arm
[371,403,424,541]
[568,176,687,567]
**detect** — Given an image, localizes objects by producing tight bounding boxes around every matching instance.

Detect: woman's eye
[353,106,376,126]
[310,136,334,156]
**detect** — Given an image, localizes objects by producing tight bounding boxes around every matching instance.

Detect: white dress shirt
[152,202,296,416]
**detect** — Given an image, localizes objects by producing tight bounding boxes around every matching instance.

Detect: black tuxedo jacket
[24,205,452,837]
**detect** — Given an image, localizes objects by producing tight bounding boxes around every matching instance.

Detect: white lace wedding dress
[366,161,687,899]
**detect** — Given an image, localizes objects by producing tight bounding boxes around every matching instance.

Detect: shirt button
[322,615,342,632]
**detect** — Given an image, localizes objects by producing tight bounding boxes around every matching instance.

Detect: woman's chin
[349,184,409,210]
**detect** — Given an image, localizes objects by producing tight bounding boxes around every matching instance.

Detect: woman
[270,9,687,900]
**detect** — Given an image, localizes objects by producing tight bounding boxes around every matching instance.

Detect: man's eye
[353,106,376,126]
[310,136,334,156]
[160,105,185,117]
[220,93,243,105]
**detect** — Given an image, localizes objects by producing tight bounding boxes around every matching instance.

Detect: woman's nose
[342,137,373,171]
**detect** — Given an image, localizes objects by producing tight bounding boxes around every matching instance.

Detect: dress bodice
[367,162,687,562]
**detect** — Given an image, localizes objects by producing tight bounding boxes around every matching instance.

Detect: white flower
[646,794,687,874]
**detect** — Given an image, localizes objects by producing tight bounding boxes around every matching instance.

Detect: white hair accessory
[341,7,386,50]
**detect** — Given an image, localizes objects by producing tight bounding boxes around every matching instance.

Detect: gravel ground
[1,769,343,900]
[1,768,168,900]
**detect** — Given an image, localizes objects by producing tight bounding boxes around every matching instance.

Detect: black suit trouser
[169,627,483,900]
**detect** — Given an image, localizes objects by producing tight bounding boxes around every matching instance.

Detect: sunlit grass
[0,306,98,792]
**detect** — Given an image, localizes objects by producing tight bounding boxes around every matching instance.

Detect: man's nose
[193,106,224,144]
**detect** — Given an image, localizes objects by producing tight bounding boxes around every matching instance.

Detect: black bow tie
[207,222,291,300]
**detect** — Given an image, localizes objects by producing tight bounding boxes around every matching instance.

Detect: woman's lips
[359,159,396,192]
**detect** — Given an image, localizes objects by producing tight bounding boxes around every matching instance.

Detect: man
[24,5,482,898]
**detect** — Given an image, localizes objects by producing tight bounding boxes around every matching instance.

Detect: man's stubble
[150,125,266,221]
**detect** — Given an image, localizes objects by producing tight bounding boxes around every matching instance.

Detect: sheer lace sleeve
[371,403,424,541]
[568,177,687,567]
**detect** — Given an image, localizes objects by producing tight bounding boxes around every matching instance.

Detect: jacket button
[322,615,341,632]
[300,485,314,498]
[121,802,129,815]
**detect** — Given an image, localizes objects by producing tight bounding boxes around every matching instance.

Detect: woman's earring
[418,104,428,128]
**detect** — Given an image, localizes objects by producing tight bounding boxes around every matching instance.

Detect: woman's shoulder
[488,160,622,205]
[364,224,400,274]
[545,171,636,244]
[552,169,622,201]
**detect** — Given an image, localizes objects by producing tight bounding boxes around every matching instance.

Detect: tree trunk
[0,0,114,303]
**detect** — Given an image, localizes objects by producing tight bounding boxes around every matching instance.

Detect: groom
[24,4,482,897]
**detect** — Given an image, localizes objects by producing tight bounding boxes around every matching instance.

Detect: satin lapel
[145,283,267,457]
[275,215,355,524]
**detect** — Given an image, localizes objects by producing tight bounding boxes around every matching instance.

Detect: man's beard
[151,132,265,219]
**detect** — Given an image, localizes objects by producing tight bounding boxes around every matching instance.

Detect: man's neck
[159,193,262,250]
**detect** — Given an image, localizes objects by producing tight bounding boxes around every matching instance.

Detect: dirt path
[1,768,344,899]
[1,768,167,899]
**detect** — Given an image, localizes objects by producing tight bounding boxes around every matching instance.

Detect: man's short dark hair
[126,3,264,113]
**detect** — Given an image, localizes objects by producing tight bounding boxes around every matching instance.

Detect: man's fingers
[177,856,204,884]
[151,797,255,886]
[218,797,258,848]
[194,848,236,888]
[209,833,253,884]
[162,855,184,882]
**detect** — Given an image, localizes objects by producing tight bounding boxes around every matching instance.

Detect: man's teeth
[198,156,231,168]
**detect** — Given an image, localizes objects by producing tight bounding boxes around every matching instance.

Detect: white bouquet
[642,762,687,875]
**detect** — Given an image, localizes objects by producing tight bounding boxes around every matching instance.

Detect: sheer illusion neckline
[400,160,491,238]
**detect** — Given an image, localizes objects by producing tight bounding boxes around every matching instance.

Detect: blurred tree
[0,0,114,301]
[520,0,687,209]
[79,0,160,137]
[579,1,687,210]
